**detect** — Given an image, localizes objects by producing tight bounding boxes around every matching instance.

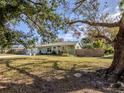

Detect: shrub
[105,46,114,55]
[93,40,106,49]
[83,43,94,49]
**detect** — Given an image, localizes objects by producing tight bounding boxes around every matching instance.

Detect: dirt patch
[0,68,124,93]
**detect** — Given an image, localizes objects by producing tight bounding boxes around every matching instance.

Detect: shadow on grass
[0,59,115,93]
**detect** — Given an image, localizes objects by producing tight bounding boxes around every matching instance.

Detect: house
[10,45,26,54]
[37,41,81,55]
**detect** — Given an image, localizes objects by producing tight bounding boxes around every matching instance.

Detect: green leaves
[120,0,124,7]
[93,40,106,49]
[0,29,15,48]
[0,0,65,32]
[0,0,65,48]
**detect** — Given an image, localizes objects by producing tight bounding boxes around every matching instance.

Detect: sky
[13,0,120,43]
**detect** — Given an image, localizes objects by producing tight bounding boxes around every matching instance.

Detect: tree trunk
[108,15,124,77]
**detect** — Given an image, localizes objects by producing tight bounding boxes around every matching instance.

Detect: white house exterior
[37,41,81,55]
[26,48,39,55]
[75,43,82,49]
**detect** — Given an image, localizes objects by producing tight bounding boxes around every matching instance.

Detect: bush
[83,43,94,49]
[93,40,106,49]
[105,46,114,55]
[7,49,15,54]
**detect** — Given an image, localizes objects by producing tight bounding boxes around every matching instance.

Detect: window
[47,48,51,52]
[53,47,56,49]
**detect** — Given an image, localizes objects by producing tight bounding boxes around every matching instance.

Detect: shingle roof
[37,41,77,47]
[11,45,25,49]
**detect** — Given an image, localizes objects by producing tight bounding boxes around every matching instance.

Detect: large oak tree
[69,0,124,80]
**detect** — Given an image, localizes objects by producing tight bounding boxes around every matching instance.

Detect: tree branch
[26,0,41,5]
[69,20,120,27]
[73,0,87,11]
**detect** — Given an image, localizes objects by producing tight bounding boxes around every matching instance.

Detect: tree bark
[108,16,124,76]
[69,20,120,27]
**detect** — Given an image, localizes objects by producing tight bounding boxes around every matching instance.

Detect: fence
[75,48,105,57]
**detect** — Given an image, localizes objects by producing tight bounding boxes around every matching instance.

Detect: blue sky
[13,0,120,42]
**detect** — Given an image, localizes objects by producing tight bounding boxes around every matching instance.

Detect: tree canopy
[0,0,65,49]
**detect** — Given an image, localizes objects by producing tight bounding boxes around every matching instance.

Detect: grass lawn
[0,55,113,93]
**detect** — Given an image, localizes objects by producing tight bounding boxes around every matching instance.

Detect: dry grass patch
[0,55,114,93]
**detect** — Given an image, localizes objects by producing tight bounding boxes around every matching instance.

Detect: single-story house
[37,41,81,55]
[9,45,26,54]
[9,45,38,55]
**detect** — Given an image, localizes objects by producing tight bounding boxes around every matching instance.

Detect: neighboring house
[37,41,81,55]
[10,45,38,55]
[11,45,26,54]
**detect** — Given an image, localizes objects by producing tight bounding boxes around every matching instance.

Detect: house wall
[66,45,75,54]
[26,48,39,55]
[38,45,75,55]
[39,47,48,54]
[75,43,82,49]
